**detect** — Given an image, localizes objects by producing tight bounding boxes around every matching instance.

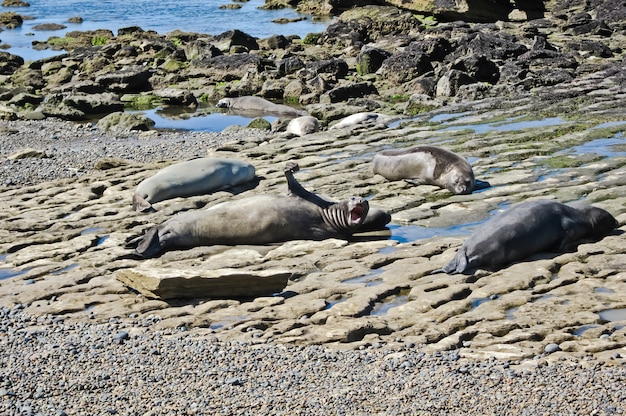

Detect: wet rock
[0,12,22,29]
[32,23,67,31]
[95,65,153,93]
[212,29,259,52]
[0,51,24,75]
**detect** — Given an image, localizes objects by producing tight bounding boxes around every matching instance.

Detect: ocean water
[1,0,332,60]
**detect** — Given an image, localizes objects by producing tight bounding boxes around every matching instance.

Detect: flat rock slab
[1,70,626,365]
[116,267,292,299]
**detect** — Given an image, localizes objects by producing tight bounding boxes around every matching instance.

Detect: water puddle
[0,267,32,280]
[370,289,410,316]
[505,306,518,320]
[325,296,347,310]
[574,324,601,336]
[594,287,616,294]
[388,201,509,243]
[342,269,384,286]
[598,308,626,322]
[81,227,104,235]
[560,132,626,158]
[378,246,397,255]
[470,295,498,310]
[210,315,249,331]
[428,112,473,123]
[130,108,279,132]
[441,116,566,134]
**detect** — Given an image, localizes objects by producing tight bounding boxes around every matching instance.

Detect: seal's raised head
[216,98,232,108]
[323,196,369,235]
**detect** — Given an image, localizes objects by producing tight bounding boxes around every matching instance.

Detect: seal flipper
[134,226,166,258]
[473,179,491,191]
[440,247,469,274]
[132,193,156,213]
[284,162,333,209]
[405,178,426,186]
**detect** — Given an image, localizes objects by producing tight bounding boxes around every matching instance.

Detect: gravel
[0,119,267,188]
[1,306,625,415]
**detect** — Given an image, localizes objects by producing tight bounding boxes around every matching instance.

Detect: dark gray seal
[372,145,489,195]
[216,96,306,117]
[132,157,256,212]
[438,200,618,274]
[130,162,391,258]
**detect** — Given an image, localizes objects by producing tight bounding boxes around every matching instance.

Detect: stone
[96,111,155,132]
[116,267,292,299]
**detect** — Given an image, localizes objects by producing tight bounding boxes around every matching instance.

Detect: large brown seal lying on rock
[132,157,256,212]
[216,96,306,117]
[372,145,489,195]
[437,199,618,274]
[129,162,391,258]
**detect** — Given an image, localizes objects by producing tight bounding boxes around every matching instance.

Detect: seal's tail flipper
[473,179,491,191]
[132,194,156,213]
[133,227,164,258]
[404,178,426,186]
[439,248,468,275]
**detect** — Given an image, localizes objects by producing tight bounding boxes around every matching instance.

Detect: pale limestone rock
[116,267,291,299]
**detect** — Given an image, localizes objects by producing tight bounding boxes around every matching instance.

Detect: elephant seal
[216,96,306,117]
[130,162,391,258]
[286,116,319,137]
[372,145,489,195]
[437,200,618,274]
[329,112,393,130]
[132,157,256,212]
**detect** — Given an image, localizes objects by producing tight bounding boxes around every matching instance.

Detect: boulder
[152,88,198,107]
[356,47,391,75]
[383,0,513,22]
[0,52,24,75]
[377,52,434,87]
[95,65,153,93]
[0,12,23,28]
[61,92,125,114]
[212,29,259,52]
[321,82,378,103]
[116,267,291,300]
[96,111,155,132]
[304,58,349,80]
[190,54,266,82]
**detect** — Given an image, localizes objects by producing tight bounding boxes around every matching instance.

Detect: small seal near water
[132,157,256,212]
[216,96,306,117]
[329,112,393,130]
[286,115,319,136]
[436,199,618,274]
[129,162,391,258]
[372,145,488,195]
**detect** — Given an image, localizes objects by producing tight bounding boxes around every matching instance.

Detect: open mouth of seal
[350,205,365,225]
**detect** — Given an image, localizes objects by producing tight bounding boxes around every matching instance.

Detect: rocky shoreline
[1,1,626,414]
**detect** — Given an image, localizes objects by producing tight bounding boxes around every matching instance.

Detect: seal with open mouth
[129,162,388,258]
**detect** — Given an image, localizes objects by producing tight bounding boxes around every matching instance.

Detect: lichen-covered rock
[96,111,155,131]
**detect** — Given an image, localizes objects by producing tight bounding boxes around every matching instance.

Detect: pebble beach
[2,306,625,415]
